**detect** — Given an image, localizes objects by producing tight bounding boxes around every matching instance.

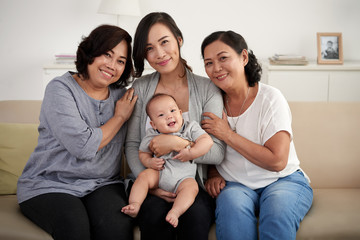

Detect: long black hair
[133,12,192,78]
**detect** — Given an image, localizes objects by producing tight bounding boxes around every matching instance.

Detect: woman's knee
[20,193,91,240]
[138,195,171,224]
[181,187,214,224]
[216,183,255,215]
[260,176,313,221]
[92,214,133,240]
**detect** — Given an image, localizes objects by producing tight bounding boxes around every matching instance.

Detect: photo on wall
[317,32,343,64]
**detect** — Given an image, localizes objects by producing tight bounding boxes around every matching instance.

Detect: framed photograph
[317,32,343,64]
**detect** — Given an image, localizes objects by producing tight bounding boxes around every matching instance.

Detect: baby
[122,93,213,227]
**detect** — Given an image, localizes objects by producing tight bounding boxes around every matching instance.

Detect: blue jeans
[215,170,313,240]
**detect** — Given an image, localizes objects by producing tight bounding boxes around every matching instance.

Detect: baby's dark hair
[146,93,177,119]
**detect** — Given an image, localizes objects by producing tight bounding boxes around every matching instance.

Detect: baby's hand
[173,149,192,162]
[148,157,165,170]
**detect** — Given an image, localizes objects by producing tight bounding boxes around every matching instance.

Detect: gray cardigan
[125,69,225,189]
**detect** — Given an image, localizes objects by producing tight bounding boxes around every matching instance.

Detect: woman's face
[87,40,128,88]
[145,23,182,74]
[203,40,247,92]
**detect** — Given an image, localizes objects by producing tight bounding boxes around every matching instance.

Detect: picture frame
[317,32,343,64]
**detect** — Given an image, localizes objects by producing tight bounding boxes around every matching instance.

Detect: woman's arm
[125,88,146,177]
[44,81,137,159]
[192,80,225,165]
[202,111,291,172]
[224,129,290,172]
[148,134,190,157]
[99,88,137,150]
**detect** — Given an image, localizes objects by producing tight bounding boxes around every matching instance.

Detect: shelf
[265,61,360,71]
[43,63,76,70]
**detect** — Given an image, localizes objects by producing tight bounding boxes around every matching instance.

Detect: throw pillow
[0,123,38,194]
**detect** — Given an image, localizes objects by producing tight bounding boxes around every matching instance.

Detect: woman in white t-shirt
[200,30,313,240]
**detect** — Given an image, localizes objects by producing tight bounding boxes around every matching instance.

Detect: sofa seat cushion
[0,195,211,240]
[0,195,52,240]
[296,188,360,239]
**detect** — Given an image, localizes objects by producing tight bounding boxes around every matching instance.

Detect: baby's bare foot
[166,209,180,228]
[121,202,141,218]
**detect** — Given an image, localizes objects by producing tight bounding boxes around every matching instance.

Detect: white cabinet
[329,71,360,101]
[264,62,360,102]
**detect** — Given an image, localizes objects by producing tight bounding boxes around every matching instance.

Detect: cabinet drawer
[268,71,329,102]
[329,71,360,101]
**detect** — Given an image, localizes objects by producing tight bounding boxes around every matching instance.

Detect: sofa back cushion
[0,100,41,123]
[0,100,41,194]
[289,102,360,189]
[0,123,39,194]
[1,100,359,194]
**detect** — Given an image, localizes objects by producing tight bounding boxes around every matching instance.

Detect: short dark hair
[133,12,192,78]
[145,93,177,119]
[201,31,262,87]
[75,24,134,88]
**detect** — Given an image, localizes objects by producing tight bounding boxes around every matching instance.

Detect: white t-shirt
[217,83,302,190]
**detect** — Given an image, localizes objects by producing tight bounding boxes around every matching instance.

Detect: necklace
[225,86,251,133]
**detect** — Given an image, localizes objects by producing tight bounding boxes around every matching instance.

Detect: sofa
[1,100,360,240]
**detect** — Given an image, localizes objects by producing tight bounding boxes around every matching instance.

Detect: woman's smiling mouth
[158,59,171,66]
[100,69,114,79]
[216,73,228,81]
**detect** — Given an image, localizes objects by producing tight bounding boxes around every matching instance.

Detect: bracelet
[186,142,191,149]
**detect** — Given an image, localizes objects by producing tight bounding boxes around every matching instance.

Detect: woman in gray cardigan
[125,12,225,240]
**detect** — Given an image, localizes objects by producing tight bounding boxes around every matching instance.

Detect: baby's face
[149,96,183,134]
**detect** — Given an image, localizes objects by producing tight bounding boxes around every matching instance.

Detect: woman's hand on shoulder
[149,188,176,202]
[98,88,138,150]
[114,88,138,122]
[201,111,232,141]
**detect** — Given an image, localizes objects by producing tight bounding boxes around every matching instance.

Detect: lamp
[98,0,141,25]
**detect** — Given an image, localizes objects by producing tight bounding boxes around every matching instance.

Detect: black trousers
[137,186,215,240]
[19,183,134,240]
